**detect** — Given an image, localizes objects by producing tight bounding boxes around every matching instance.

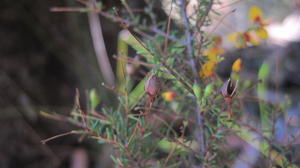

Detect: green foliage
[257,62,271,132]
[90,89,101,110]
[45,0,299,167]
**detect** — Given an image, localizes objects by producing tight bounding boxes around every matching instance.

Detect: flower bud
[162,91,176,102]
[144,74,160,97]
[221,78,238,98]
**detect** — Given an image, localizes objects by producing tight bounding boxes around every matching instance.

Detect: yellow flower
[228,31,259,48]
[249,6,268,26]
[162,92,176,102]
[232,58,243,72]
[199,61,217,78]
[228,6,268,48]
[247,31,260,46]
[204,47,224,61]
[228,32,243,48]
[249,6,263,23]
[255,27,268,40]
[204,36,225,61]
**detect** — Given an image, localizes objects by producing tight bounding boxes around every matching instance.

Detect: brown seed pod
[144,74,160,97]
[221,78,238,99]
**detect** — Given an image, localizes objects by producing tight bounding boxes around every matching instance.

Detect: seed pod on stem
[144,74,160,113]
[221,78,238,117]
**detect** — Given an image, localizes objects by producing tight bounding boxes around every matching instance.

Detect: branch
[196,0,214,54]
[87,0,115,86]
[179,0,209,164]
[196,0,214,31]
[180,0,193,58]
[54,1,186,46]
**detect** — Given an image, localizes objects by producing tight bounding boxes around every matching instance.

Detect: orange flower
[232,58,243,72]
[204,36,224,61]
[162,92,176,102]
[199,61,217,78]
[212,36,223,46]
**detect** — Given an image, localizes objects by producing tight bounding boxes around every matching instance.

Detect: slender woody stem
[179,0,215,165]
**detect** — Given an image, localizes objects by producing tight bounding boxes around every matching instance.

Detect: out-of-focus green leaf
[226,122,298,168]
[193,83,202,100]
[128,77,147,110]
[90,89,101,110]
[158,138,191,153]
[203,83,213,98]
[118,30,154,110]
[116,30,129,92]
[257,62,271,134]
[258,62,270,81]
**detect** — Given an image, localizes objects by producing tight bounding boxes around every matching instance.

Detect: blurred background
[1,0,300,167]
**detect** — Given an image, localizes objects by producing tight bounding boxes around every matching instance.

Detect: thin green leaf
[257,62,271,134]
[90,89,101,110]
[116,30,129,92]
[122,30,153,58]
[128,77,147,109]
